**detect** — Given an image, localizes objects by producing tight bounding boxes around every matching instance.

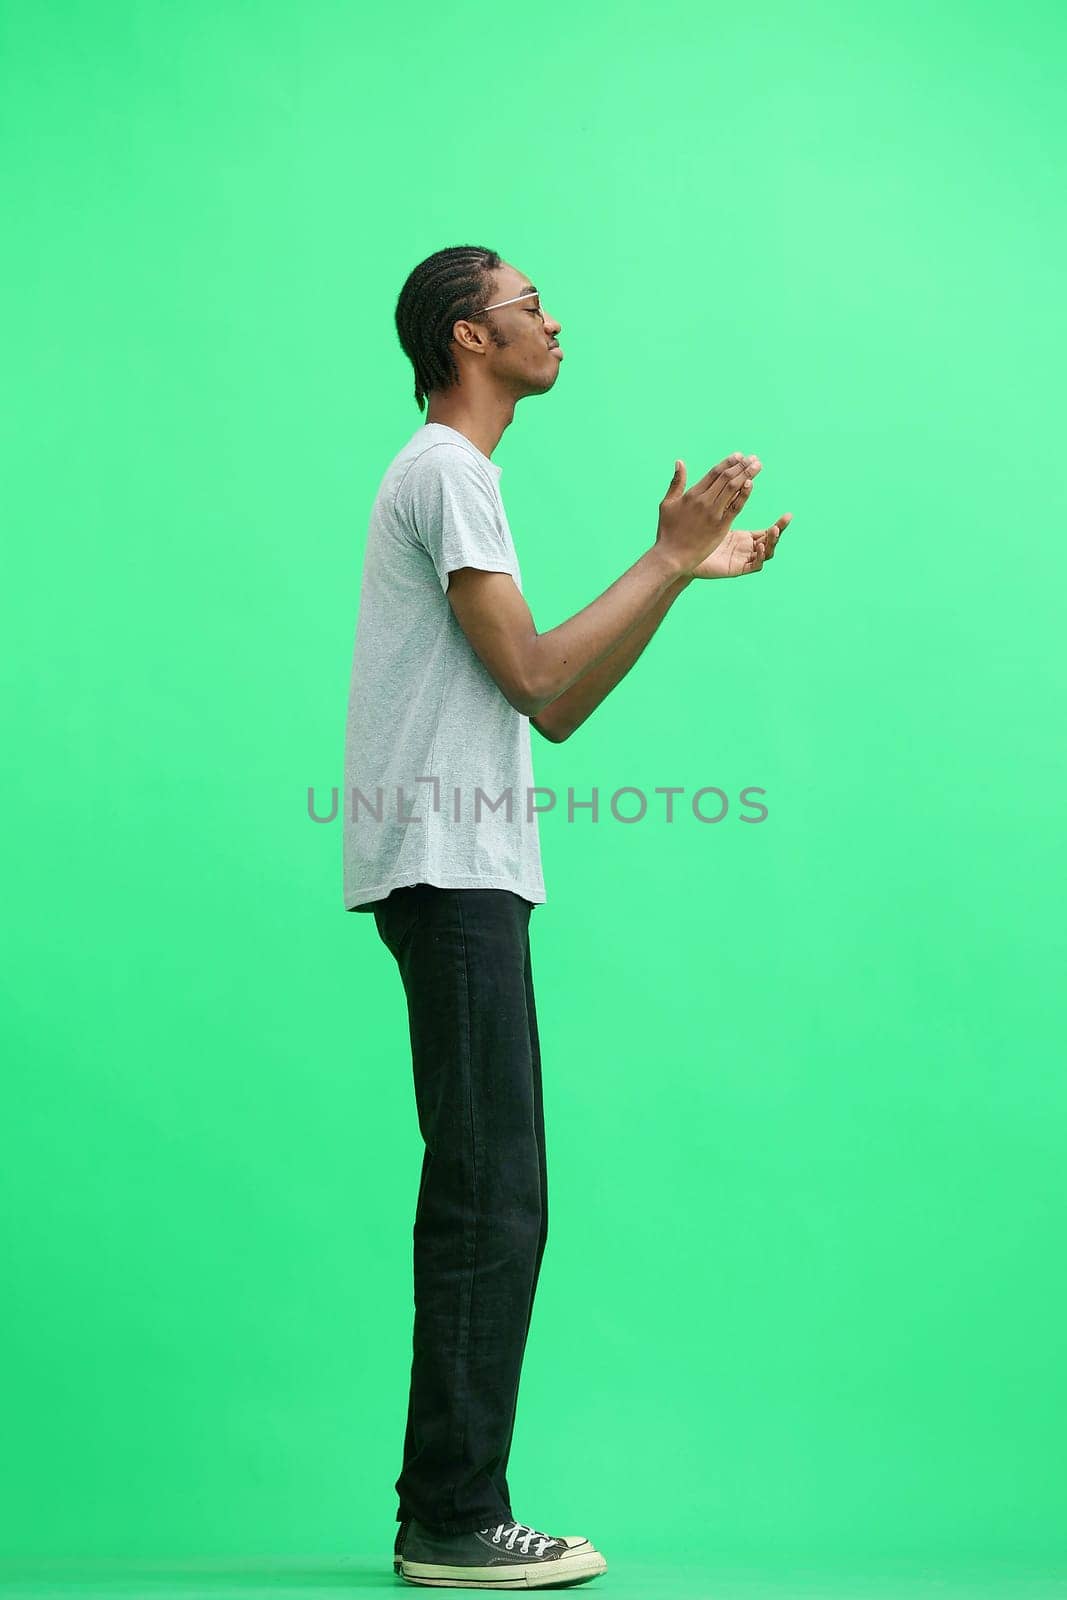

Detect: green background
[3,0,1066,1593]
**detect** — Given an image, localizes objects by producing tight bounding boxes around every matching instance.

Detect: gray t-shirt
[343,423,546,912]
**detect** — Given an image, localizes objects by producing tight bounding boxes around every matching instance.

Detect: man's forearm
[530,572,693,742]
[523,544,685,713]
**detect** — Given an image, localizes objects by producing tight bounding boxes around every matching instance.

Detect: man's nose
[542,308,561,334]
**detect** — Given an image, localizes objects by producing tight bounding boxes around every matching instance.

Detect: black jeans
[373,883,548,1536]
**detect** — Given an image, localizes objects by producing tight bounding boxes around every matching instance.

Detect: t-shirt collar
[422,422,502,476]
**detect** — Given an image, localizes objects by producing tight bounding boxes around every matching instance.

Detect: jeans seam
[450,890,479,1526]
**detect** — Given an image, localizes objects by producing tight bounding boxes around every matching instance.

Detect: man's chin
[516,374,559,401]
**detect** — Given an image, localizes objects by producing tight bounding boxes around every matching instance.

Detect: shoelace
[480,1519,560,1557]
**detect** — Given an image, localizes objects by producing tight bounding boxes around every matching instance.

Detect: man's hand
[654,453,762,574]
[690,513,793,579]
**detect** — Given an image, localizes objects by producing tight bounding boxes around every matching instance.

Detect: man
[343,244,792,1589]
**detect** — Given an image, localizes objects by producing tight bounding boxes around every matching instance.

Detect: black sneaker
[396,1516,607,1588]
[391,1517,592,1579]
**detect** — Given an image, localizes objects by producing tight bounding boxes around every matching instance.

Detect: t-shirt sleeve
[399,444,514,595]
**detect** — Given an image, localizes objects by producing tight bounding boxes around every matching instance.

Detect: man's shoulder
[390,441,498,530]
[369,436,465,526]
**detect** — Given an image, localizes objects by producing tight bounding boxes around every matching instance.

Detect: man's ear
[451,319,487,357]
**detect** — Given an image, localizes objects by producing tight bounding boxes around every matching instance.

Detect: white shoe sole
[398,1548,607,1588]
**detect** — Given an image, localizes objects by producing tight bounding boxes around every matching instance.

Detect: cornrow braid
[394,245,503,411]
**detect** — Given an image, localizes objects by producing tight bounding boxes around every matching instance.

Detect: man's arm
[445,544,686,718]
[530,572,693,742]
[443,453,758,719]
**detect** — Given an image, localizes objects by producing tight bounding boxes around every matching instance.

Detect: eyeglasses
[469,290,544,318]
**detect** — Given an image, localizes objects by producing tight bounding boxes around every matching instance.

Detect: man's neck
[425,398,514,462]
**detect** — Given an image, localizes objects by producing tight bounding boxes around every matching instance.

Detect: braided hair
[395,245,504,411]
